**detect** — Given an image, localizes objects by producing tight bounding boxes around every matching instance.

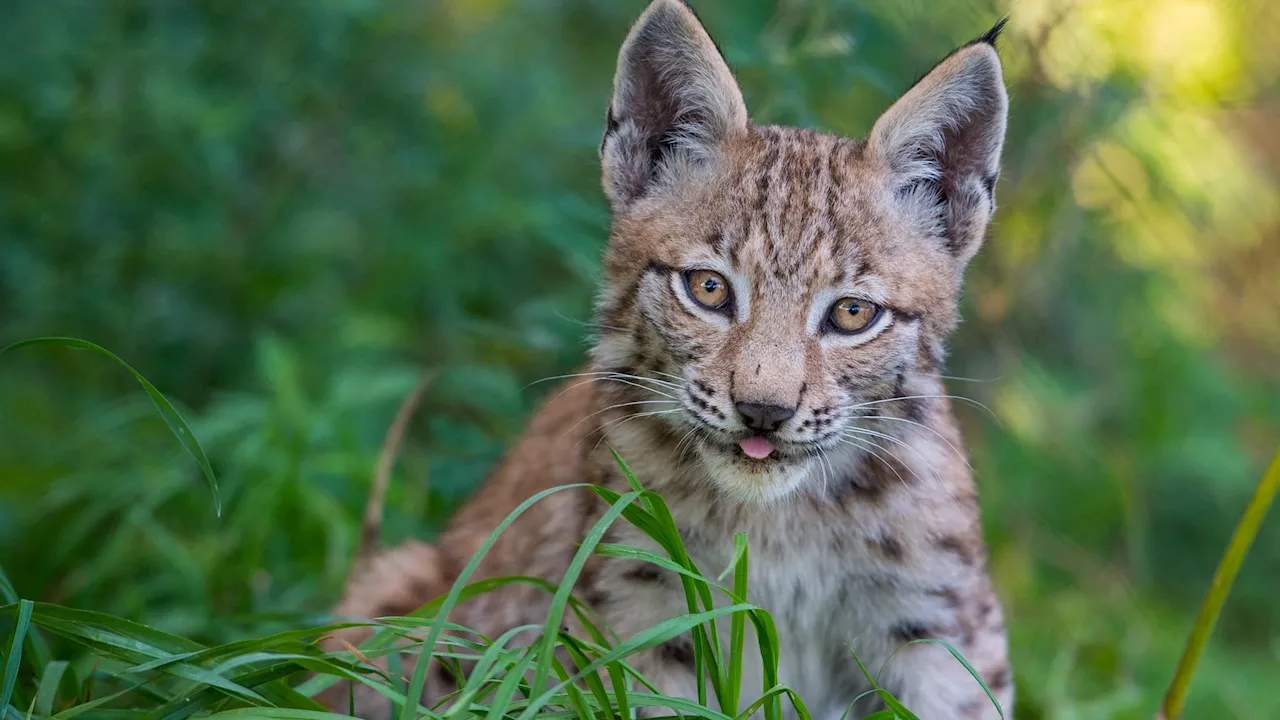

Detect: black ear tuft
[974,16,1009,49]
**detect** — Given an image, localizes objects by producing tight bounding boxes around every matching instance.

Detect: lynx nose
[734,402,796,432]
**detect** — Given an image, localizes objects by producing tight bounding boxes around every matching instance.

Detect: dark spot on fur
[891,622,934,643]
[755,364,762,376]
[982,171,998,199]
[658,636,695,669]
[891,370,907,404]
[866,533,905,562]
[692,379,714,396]
[934,534,980,566]
[599,300,632,333]
[407,577,437,602]
[927,586,964,609]
[987,664,1012,693]
[978,597,996,621]
[601,105,618,154]
[623,563,667,585]
[903,398,926,424]
[583,587,610,608]
[842,473,886,503]
[642,259,675,278]
[862,448,914,490]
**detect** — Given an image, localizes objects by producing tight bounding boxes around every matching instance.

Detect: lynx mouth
[700,432,802,464]
[738,435,775,459]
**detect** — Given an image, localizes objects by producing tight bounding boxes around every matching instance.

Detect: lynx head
[592,0,1008,503]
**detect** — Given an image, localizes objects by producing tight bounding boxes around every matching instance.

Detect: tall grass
[0,468,933,719]
[1,338,1273,719]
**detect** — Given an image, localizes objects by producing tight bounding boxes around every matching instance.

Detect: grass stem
[1159,449,1280,720]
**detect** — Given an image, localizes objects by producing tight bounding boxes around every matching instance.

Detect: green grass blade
[548,650,594,720]
[621,692,735,720]
[594,545,733,592]
[481,649,537,720]
[605,655,631,720]
[447,624,542,711]
[398,483,595,720]
[0,570,51,678]
[515,604,757,720]
[725,533,749,716]
[1,601,33,713]
[1160,449,1280,720]
[529,490,641,693]
[34,661,70,717]
[0,337,221,516]
[205,711,353,719]
[51,682,149,720]
[0,573,14,605]
[734,684,812,720]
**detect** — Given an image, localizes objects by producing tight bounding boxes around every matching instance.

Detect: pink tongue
[738,436,776,459]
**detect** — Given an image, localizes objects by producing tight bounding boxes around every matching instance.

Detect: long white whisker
[552,311,628,333]
[805,448,821,498]
[525,370,680,391]
[842,428,941,487]
[542,377,672,405]
[568,399,681,435]
[839,437,910,491]
[603,372,681,390]
[810,447,834,499]
[647,369,686,383]
[545,375,679,402]
[603,378,678,400]
[849,394,1000,424]
[914,372,1001,384]
[674,426,704,469]
[588,409,683,452]
[861,415,971,469]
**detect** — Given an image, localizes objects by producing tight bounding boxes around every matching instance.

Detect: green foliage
[1,0,1278,718]
[2,448,993,719]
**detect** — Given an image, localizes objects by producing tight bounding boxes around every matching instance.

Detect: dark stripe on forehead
[758,138,783,252]
[755,130,780,202]
[643,259,676,277]
[824,141,841,241]
[710,231,727,255]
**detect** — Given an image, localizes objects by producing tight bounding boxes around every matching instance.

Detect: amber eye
[685,269,732,311]
[827,297,882,334]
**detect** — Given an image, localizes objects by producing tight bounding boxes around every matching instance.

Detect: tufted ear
[600,0,749,211]
[868,20,1009,265]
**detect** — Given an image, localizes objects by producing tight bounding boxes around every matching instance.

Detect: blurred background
[1,0,1277,717]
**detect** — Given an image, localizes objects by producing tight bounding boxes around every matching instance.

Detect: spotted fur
[322,2,1012,718]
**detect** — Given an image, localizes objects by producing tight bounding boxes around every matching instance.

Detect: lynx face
[593,0,1007,503]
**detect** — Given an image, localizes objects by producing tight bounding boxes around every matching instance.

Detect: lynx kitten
[325,2,1013,717]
